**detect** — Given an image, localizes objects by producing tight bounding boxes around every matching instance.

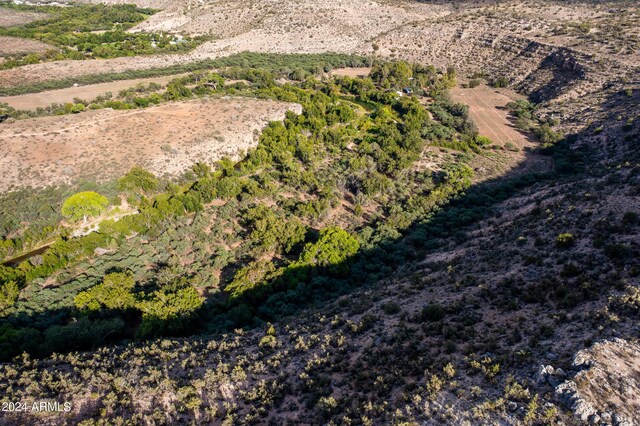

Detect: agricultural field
[0,0,638,425]
[0,7,47,27]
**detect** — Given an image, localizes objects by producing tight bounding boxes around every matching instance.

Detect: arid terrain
[0,97,300,190]
[0,35,53,56]
[0,0,638,425]
[0,75,186,110]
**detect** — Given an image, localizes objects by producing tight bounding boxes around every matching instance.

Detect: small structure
[403,87,413,95]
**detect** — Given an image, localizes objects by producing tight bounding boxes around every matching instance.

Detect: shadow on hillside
[203,141,588,333]
[0,141,557,359]
[212,84,640,331]
[5,86,633,361]
[519,50,587,104]
[221,168,554,328]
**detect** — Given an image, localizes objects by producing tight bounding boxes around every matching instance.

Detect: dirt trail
[0,74,187,110]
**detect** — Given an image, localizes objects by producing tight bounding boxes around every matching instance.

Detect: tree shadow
[2,86,634,361]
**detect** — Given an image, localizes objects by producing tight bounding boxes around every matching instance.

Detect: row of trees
[0,3,202,69]
[0,59,478,359]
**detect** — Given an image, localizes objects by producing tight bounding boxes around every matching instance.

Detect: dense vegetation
[0,58,484,360]
[506,99,563,148]
[0,51,371,96]
[0,52,372,256]
[0,3,204,69]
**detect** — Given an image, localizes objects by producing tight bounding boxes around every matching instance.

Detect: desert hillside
[0,0,638,425]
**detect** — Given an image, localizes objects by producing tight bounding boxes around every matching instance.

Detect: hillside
[0,0,638,425]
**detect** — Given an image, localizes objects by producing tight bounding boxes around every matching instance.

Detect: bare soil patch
[0,36,53,56]
[0,53,193,89]
[0,97,301,191]
[0,74,187,110]
[330,67,371,78]
[0,7,48,27]
[450,84,528,149]
[450,84,552,180]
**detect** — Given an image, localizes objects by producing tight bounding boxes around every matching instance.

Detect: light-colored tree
[61,191,108,223]
[74,272,136,311]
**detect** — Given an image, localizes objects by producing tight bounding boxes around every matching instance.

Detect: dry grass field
[0,36,53,56]
[450,84,553,180]
[450,85,528,149]
[0,97,301,191]
[0,74,186,110]
[330,67,372,78]
[0,7,48,27]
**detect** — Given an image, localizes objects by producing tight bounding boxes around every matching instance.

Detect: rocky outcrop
[555,339,640,425]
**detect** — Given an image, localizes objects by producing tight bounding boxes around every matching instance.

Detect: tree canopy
[297,226,360,271]
[75,272,136,311]
[118,166,159,194]
[61,191,109,223]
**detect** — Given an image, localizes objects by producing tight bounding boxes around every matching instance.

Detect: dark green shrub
[420,304,445,322]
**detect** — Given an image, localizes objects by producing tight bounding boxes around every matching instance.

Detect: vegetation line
[0,58,488,359]
[0,52,371,96]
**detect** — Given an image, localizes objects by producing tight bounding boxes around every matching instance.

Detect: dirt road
[0,74,186,110]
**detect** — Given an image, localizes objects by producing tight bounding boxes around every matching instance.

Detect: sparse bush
[381,301,401,315]
[468,79,481,88]
[420,303,445,322]
[491,76,509,88]
[556,233,575,248]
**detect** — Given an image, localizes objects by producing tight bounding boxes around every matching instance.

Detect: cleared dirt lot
[330,67,371,78]
[450,84,528,149]
[0,74,187,110]
[0,35,54,56]
[0,7,48,27]
[450,84,551,179]
[0,97,301,191]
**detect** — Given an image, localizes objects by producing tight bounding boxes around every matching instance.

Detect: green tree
[0,281,19,310]
[226,260,277,300]
[74,272,136,311]
[118,166,159,194]
[137,286,203,320]
[297,226,360,273]
[61,191,109,223]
